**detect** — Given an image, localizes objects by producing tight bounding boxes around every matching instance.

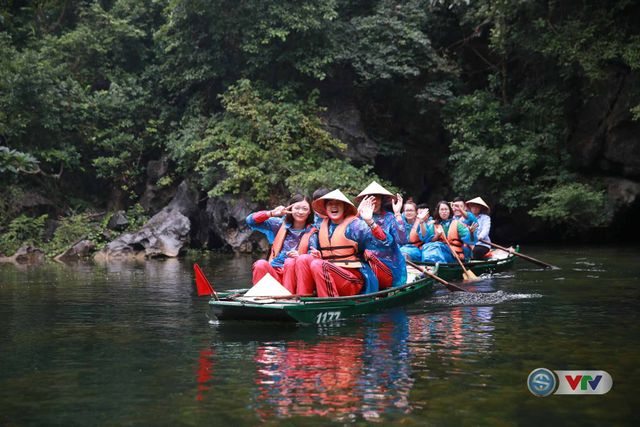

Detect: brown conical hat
[354,181,394,204]
[312,189,358,217]
[466,197,490,213]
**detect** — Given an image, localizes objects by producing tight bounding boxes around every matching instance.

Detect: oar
[480,240,558,269]
[441,233,478,281]
[406,260,468,292]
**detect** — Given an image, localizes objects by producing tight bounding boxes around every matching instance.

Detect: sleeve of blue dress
[464,211,478,227]
[346,219,380,294]
[308,232,319,251]
[457,222,473,245]
[245,211,283,243]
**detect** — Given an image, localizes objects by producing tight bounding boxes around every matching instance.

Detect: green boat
[209,267,437,324]
[418,246,519,281]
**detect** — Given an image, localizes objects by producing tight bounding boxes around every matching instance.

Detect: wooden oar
[480,240,558,269]
[406,260,468,292]
[441,233,478,281]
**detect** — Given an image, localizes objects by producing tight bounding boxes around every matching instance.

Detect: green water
[1,247,638,426]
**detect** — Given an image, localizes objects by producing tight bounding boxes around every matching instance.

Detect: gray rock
[107,211,129,230]
[95,181,199,260]
[605,177,640,213]
[320,100,378,163]
[0,245,45,264]
[569,67,640,177]
[55,240,96,261]
[139,156,178,213]
[201,195,268,252]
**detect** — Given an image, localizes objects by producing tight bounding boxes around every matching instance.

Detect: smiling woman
[245,194,318,293]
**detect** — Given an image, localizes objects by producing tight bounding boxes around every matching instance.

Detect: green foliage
[0,214,48,255]
[0,146,39,175]
[0,185,24,225]
[44,213,95,256]
[285,160,398,199]
[445,90,559,210]
[529,183,606,228]
[340,0,437,81]
[169,79,392,202]
[124,203,149,231]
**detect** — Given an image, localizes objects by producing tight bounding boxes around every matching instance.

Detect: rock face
[321,100,378,163]
[95,180,198,260]
[569,67,640,178]
[139,156,180,214]
[196,195,269,253]
[55,240,96,261]
[0,246,45,264]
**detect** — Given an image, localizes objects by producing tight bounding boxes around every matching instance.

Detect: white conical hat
[466,197,490,213]
[312,189,358,217]
[244,273,292,297]
[354,181,394,203]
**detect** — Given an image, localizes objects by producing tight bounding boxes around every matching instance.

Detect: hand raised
[271,205,290,217]
[360,197,374,222]
[357,195,375,214]
[392,193,403,214]
[417,208,429,221]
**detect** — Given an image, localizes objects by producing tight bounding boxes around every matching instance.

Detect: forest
[1,0,639,258]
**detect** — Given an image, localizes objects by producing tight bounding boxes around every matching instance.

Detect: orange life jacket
[408,221,427,248]
[436,220,464,261]
[269,222,317,262]
[318,216,362,268]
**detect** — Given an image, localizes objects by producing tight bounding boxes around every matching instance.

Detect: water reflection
[198,306,495,422]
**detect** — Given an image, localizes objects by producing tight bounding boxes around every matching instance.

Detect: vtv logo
[555,370,613,395]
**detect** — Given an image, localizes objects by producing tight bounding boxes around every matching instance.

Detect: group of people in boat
[246,182,492,297]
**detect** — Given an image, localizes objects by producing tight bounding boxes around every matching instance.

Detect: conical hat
[312,189,358,217]
[244,273,292,297]
[354,181,394,204]
[466,196,490,213]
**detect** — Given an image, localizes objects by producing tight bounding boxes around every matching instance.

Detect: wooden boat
[418,246,519,281]
[209,266,437,324]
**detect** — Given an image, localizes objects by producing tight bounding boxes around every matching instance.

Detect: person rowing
[466,196,492,260]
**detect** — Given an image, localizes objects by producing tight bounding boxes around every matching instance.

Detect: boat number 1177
[316,311,341,323]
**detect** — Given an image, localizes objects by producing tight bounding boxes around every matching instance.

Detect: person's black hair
[312,187,330,201]
[433,200,452,223]
[285,194,314,227]
[416,203,429,209]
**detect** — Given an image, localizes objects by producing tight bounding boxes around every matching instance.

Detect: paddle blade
[194,263,216,298]
[463,269,479,281]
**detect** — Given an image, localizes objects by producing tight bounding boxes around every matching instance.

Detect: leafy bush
[45,213,95,256]
[0,214,48,255]
[169,79,391,203]
[529,183,606,228]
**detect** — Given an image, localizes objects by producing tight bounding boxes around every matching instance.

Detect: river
[1,246,638,425]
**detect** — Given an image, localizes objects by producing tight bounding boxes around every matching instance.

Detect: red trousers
[252,258,299,293]
[364,250,393,289]
[294,254,364,297]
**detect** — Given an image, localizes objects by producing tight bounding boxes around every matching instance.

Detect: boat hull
[419,251,518,280]
[209,277,434,324]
